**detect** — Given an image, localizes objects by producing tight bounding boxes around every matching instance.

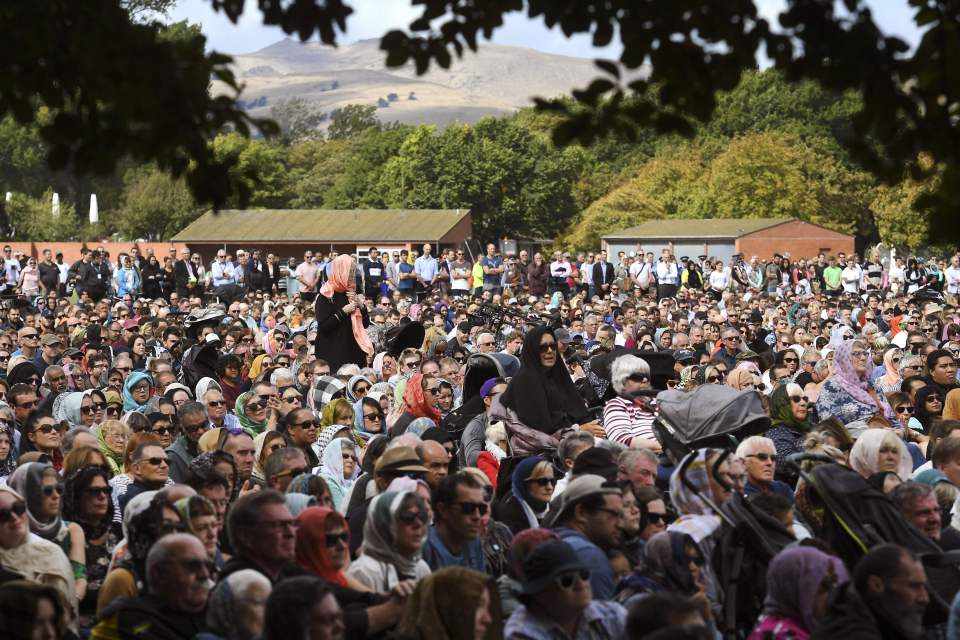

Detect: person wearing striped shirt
[602,354,661,453]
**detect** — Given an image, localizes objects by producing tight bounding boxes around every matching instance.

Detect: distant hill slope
[215,38,607,128]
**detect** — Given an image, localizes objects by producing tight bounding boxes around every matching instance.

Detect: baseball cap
[40,334,63,347]
[62,347,82,358]
[673,349,696,364]
[735,349,760,362]
[123,319,139,330]
[374,446,428,476]
[520,540,589,595]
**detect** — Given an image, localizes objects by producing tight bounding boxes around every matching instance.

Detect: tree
[6,190,80,241]
[118,165,200,240]
[270,97,324,144]
[327,104,380,140]
[210,133,293,208]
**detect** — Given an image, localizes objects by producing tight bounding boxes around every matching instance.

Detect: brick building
[601,218,854,262]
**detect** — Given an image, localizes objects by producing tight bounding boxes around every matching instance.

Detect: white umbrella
[89,194,98,224]
[52,192,60,218]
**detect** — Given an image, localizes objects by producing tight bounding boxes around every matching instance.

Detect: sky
[170,0,923,61]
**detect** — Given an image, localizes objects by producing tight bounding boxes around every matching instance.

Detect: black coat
[313,291,370,371]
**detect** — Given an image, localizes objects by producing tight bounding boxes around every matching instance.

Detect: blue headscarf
[511,455,548,529]
[122,371,154,413]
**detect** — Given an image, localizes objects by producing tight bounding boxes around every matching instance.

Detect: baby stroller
[787,453,960,624]
[654,385,771,462]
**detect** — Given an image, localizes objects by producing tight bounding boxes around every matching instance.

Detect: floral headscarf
[62,464,115,541]
[235,391,267,435]
[52,390,92,428]
[831,340,888,410]
[122,371,153,414]
[96,422,126,475]
[402,374,441,422]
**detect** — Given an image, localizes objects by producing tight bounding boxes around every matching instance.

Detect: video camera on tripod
[467,303,561,349]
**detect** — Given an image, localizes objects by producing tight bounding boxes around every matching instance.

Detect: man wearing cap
[36,333,64,370]
[345,445,428,556]
[549,474,624,601]
[505,540,627,639]
[461,377,508,467]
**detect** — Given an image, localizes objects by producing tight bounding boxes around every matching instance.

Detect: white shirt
[656,261,679,285]
[947,266,960,294]
[709,270,729,291]
[841,265,862,293]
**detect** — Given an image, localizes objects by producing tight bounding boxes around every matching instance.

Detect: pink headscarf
[831,339,879,407]
[320,255,374,356]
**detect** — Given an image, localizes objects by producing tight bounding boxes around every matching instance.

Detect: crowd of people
[0,240,959,639]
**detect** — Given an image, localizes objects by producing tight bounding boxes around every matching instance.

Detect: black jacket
[592,261,615,288]
[813,583,912,640]
[95,594,205,640]
[313,291,370,371]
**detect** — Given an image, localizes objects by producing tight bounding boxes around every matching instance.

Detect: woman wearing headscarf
[616,530,708,600]
[496,325,592,436]
[316,437,360,512]
[849,428,913,481]
[354,396,386,445]
[295,506,370,591]
[0,420,16,481]
[252,431,287,484]
[52,390,96,429]
[494,456,555,535]
[121,371,153,414]
[195,377,221,404]
[873,347,903,394]
[749,546,848,640]
[346,374,373,403]
[96,419,128,477]
[346,490,432,591]
[202,569,271,640]
[247,354,269,383]
[727,368,762,391]
[7,361,41,389]
[394,567,502,640]
[174,495,224,573]
[62,464,119,628]
[765,383,811,486]
[235,390,271,435]
[816,340,895,437]
[390,373,442,436]
[310,375,348,413]
[406,417,437,438]
[314,254,374,371]
[0,484,76,613]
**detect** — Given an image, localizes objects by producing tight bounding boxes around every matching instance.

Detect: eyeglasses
[325,531,349,547]
[526,477,555,487]
[84,486,112,497]
[896,405,915,414]
[137,456,169,467]
[0,501,26,522]
[538,342,557,354]
[455,501,489,516]
[41,483,65,497]
[16,399,38,409]
[555,569,591,590]
[850,350,870,359]
[746,453,778,462]
[666,379,679,389]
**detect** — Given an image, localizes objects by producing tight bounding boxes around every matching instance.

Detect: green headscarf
[96,423,125,475]
[235,391,267,435]
[769,384,809,431]
[320,398,352,428]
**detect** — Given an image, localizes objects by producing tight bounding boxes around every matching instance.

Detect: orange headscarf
[294,507,349,587]
[402,373,442,422]
[319,255,374,356]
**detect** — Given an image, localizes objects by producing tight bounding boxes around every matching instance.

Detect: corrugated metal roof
[173,209,471,242]
[603,217,794,239]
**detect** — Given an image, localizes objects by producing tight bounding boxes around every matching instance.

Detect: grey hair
[62,427,92,455]
[618,448,658,471]
[736,435,775,459]
[43,365,64,383]
[270,367,294,387]
[595,438,626,455]
[610,354,651,395]
[899,355,924,376]
[889,481,935,511]
[336,363,362,377]
[558,432,595,462]
[814,358,831,377]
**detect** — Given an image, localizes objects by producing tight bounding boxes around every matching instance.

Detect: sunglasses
[276,466,309,479]
[282,395,302,404]
[36,424,63,435]
[246,401,265,411]
[397,510,428,525]
[556,569,591,590]
[152,426,173,436]
[526,477,555,487]
[41,483,65,497]
[364,413,383,421]
[325,531,349,547]
[790,395,809,404]
[291,419,319,429]
[645,513,668,525]
[746,453,778,462]
[627,373,649,383]
[354,385,369,394]
[927,395,943,403]
[666,380,680,389]
[105,405,123,416]
[456,501,488,515]
[705,375,722,383]
[896,405,915,414]
[0,501,26,523]
[207,400,227,408]
[138,457,168,467]
[84,486,112,497]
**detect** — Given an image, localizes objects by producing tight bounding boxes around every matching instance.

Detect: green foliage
[270,97,324,144]
[7,190,80,241]
[327,104,380,141]
[210,133,292,208]
[118,165,201,240]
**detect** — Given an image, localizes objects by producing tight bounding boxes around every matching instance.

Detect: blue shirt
[554,527,615,601]
[397,262,415,291]
[480,256,503,287]
[421,526,485,572]
[414,255,438,284]
[505,600,627,640]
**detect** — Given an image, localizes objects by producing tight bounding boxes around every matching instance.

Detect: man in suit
[174,247,199,298]
[592,250,615,299]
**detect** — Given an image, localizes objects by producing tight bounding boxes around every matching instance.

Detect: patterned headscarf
[235,391,267,435]
[311,376,347,413]
[668,449,723,543]
[831,340,884,408]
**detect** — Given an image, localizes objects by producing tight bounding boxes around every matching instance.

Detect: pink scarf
[319,255,374,356]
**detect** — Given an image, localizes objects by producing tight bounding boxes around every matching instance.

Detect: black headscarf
[914,385,944,431]
[500,324,588,434]
[62,465,116,541]
[7,362,40,388]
